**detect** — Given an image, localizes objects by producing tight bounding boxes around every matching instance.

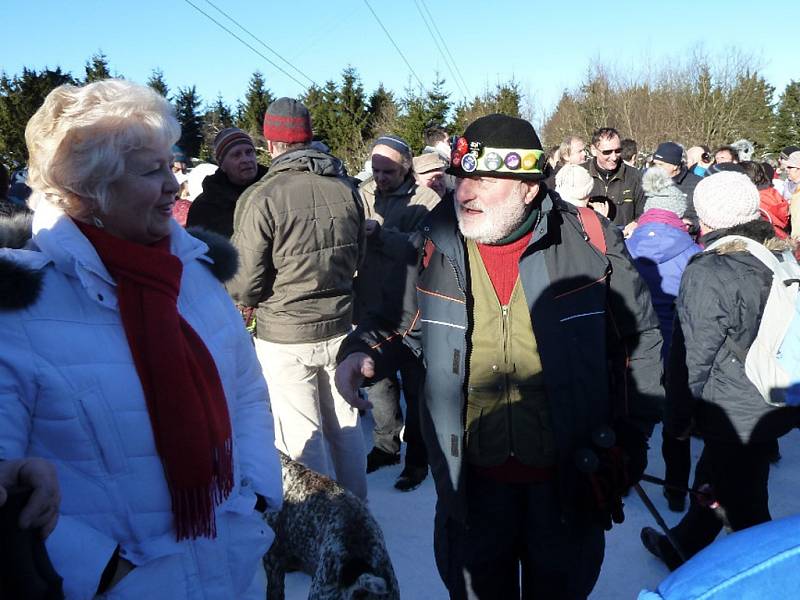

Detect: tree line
[541,49,800,158]
[0,52,522,175]
[2,50,799,176]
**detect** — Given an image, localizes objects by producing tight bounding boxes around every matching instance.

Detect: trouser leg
[318,334,367,500]
[662,429,691,500]
[433,474,521,600]
[519,481,605,600]
[399,356,428,468]
[254,337,333,479]
[367,373,403,455]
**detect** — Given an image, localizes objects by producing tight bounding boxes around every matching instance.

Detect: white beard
[454,185,530,244]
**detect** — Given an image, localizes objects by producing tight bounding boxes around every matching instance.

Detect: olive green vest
[464,240,556,467]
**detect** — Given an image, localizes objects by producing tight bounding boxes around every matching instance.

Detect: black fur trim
[0,212,33,250]
[186,227,239,282]
[0,258,44,310]
[724,219,776,243]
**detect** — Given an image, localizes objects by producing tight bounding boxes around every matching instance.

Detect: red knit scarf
[75,221,233,540]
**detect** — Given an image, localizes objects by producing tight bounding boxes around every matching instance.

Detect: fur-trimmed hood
[703,219,796,256]
[0,211,239,310]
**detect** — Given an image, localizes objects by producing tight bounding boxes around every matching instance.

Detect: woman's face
[100,145,179,244]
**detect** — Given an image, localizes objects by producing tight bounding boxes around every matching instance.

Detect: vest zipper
[501,303,514,457]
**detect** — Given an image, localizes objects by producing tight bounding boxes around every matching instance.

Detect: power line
[181,0,310,90]
[201,0,316,87]
[413,0,467,100]
[362,0,427,92]
[419,0,470,98]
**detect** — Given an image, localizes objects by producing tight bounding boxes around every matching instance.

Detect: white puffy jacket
[0,202,282,600]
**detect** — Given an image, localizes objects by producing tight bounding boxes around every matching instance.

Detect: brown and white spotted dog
[264,452,400,600]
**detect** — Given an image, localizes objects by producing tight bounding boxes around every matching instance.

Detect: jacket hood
[626,220,698,264]
[701,219,782,251]
[267,148,347,178]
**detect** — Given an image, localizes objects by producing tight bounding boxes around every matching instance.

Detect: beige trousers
[254,334,367,499]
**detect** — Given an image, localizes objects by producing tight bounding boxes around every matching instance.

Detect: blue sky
[2,0,793,125]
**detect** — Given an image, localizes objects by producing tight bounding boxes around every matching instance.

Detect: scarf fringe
[173,437,234,541]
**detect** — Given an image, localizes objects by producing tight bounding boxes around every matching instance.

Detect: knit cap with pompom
[642,167,687,217]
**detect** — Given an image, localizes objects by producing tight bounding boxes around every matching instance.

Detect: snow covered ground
[282,419,800,599]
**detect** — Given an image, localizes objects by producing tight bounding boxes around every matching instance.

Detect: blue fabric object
[626,221,701,358]
[638,513,800,599]
[692,165,707,178]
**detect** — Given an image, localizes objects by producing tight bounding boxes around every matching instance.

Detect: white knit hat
[555,164,594,204]
[694,171,760,230]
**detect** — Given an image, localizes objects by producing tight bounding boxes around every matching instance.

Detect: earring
[92,213,104,229]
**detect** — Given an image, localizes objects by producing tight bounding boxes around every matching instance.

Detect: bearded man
[335,114,663,599]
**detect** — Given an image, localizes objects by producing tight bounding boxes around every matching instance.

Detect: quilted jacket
[0,202,282,600]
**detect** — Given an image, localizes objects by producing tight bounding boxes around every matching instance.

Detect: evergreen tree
[772,81,800,153]
[365,83,398,140]
[84,52,113,83]
[174,86,204,159]
[147,69,170,99]
[236,71,274,146]
[0,67,76,167]
[201,95,234,161]
[729,71,774,153]
[424,74,450,130]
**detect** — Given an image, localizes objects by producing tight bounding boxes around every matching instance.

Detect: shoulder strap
[576,206,606,255]
[705,235,782,274]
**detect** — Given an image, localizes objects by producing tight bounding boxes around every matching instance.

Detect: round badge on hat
[484,152,503,171]
[521,153,538,171]
[462,154,478,173]
[505,152,521,170]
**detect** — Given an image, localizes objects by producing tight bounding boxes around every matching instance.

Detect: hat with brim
[413,152,448,174]
[446,114,546,181]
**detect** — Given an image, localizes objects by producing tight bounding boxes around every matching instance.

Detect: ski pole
[640,473,713,499]
[633,482,688,563]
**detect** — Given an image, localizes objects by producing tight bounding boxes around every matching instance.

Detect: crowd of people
[1,77,799,599]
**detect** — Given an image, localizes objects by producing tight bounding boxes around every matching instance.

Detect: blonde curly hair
[25,79,180,218]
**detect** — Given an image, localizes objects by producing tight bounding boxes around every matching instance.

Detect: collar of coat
[701,219,795,255]
[0,203,239,310]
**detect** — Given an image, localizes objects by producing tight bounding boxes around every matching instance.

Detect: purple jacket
[626,209,701,359]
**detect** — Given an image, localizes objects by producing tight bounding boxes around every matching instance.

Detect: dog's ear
[353,573,388,595]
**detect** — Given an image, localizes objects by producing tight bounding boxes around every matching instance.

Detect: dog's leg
[263,552,286,600]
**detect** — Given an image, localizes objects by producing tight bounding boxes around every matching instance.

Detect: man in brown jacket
[227,98,367,498]
[357,135,441,491]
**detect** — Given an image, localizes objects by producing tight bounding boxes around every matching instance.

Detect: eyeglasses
[597,147,622,156]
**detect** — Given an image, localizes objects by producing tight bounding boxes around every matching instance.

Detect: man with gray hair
[357,135,441,491]
[228,98,367,499]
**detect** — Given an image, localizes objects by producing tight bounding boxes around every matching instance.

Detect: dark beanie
[263,97,312,143]
[653,142,683,166]
[447,114,545,181]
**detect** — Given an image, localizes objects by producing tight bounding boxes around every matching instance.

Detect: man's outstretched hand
[335,352,375,411]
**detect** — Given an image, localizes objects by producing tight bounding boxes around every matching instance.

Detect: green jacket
[227,148,365,343]
[354,176,440,322]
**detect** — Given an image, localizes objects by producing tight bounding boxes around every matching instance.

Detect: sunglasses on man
[596,147,622,156]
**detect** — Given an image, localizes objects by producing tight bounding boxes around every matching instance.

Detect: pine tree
[201,95,234,161]
[147,69,170,99]
[174,86,204,159]
[236,71,274,145]
[365,83,398,141]
[729,71,774,154]
[0,67,76,167]
[772,81,800,153]
[84,52,113,83]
